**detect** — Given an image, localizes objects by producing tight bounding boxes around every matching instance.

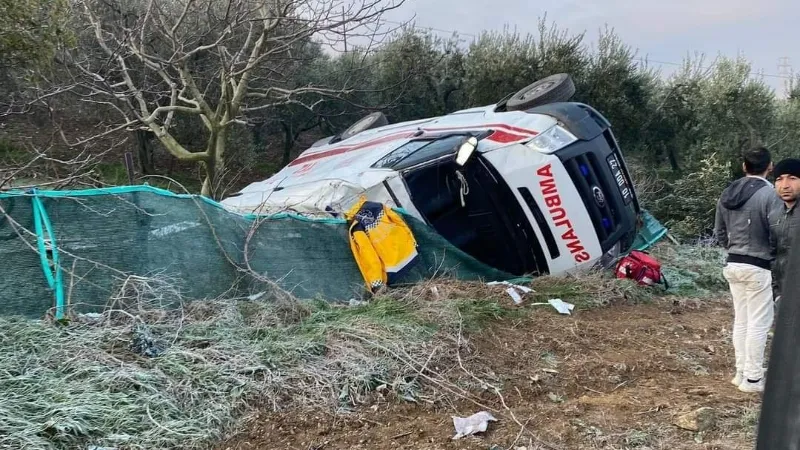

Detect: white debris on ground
[487,281,534,305]
[486,281,576,315]
[547,298,575,315]
[452,411,498,439]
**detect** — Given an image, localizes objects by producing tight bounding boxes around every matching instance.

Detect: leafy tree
[767,80,800,161]
[575,28,659,157]
[463,19,585,107]
[653,152,731,240]
[0,0,70,69]
[371,28,465,121]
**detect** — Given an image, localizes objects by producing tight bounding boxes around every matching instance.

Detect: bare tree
[33,0,404,198]
[0,143,115,191]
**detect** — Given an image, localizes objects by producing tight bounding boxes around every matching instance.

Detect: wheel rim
[519,80,555,101]
[349,115,375,134]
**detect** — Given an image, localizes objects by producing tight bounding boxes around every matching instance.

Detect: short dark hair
[743,146,771,174]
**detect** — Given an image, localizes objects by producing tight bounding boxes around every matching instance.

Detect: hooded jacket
[714,176,780,269]
[769,201,800,297]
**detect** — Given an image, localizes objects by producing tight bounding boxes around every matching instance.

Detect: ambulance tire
[505,73,575,111]
[336,112,389,142]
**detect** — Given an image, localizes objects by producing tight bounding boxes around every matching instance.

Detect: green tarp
[632,209,668,251]
[0,185,513,318]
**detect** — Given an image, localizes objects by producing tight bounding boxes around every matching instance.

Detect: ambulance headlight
[525,125,577,154]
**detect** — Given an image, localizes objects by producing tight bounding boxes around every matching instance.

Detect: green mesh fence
[631,209,668,251]
[0,186,513,318]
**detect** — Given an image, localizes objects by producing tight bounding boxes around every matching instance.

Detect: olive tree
[0,0,70,69]
[370,28,466,122]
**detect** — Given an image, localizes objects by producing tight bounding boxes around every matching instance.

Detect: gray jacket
[769,201,800,297]
[714,176,780,268]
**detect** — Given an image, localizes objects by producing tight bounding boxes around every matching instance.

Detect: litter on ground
[487,281,535,304]
[451,411,498,439]
[547,298,575,315]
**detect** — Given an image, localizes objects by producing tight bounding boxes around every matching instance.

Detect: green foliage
[575,28,659,154]
[770,96,800,161]
[652,56,776,172]
[0,0,71,69]
[372,29,466,121]
[463,19,586,107]
[652,153,731,240]
[649,243,727,296]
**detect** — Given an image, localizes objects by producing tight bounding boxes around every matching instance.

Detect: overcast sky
[378,0,798,96]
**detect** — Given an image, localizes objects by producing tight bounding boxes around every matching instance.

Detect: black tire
[338,112,389,141]
[505,73,575,111]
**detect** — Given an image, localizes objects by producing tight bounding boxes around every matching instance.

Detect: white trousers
[723,262,774,381]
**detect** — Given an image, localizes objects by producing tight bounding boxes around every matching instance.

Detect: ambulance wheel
[337,112,389,141]
[505,73,575,111]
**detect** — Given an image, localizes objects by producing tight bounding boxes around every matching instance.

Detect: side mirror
[455,136,478,166]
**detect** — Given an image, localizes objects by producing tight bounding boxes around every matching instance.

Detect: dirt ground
[218,296,763,450]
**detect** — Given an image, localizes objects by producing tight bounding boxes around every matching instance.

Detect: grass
[0,139,28,160]
[0,281,512,450]
[456,298,522,331]
[529,270,660,308]
[739,404,760,429]
[625,429,653,447]
[93,162,132,186]
[0,243,728,449]
[0,278,572,449]
[649,242,727,296]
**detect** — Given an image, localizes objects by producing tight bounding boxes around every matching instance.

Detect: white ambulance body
[221,74,640,277]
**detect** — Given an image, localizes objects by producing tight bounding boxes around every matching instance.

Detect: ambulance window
[372,140,428,168]
[373,135,467,170]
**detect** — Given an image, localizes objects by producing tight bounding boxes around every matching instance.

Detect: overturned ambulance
[221,74,641,277]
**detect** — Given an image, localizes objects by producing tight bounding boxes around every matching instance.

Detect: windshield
[372,135,468,170]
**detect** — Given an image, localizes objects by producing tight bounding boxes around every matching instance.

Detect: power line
[379,19,794,80]
[381,19,477,38]
[635,57,794,80]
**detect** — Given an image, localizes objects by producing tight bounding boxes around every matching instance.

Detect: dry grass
[0,274,509,449]
[649,242,727,295]
[0,274,638,449]
[0,244,726,450]
[388,269,655,308]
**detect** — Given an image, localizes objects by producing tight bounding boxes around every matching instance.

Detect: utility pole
[778,57,793,98]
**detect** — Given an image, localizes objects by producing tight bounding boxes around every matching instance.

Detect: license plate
[607,154,633,204]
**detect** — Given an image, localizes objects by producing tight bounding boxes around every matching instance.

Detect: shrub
[653,152,731,241]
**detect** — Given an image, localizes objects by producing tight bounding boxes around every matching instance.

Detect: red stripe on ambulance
[536,163,591,263]
[486,130,529,143]
[291,124,540,166]
[288,130,418,166]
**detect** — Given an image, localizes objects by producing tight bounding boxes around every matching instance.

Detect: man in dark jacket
[769,158,800,309]
[714,146,781,393]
